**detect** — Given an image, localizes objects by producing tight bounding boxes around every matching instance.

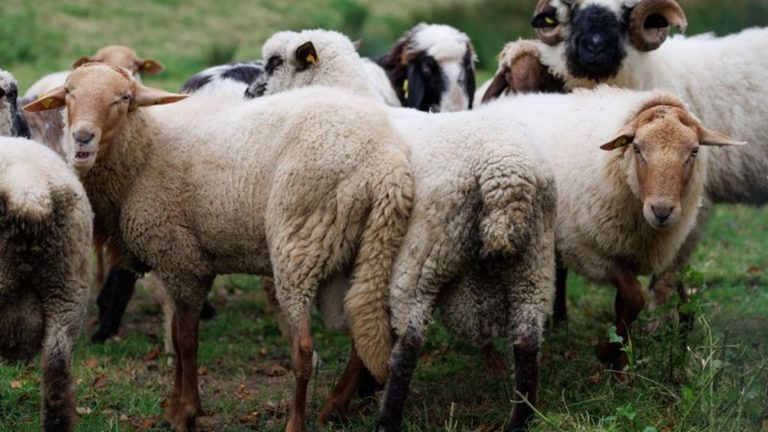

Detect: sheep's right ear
[352,39,362,51]
[295,42,319,71]
[72,56,94,69]
[133,84,187,108]
[137,58,165,75]
[23,87,66,112]
[481,67,511,104]
[600,123,636,151]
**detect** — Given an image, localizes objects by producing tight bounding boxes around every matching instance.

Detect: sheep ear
[600,123,636,150]
[72,56,94,69]
[133,84,187,107]
[405,62,426,109]
[481,68,511,104]
[137,58,165,75]
[698,126,747,147]
[295,42,319,71]
[23,87,66,112]
[352,39,362,51]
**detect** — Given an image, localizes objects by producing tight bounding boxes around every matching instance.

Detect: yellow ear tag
[614,137,627,149]
[403,79,409,99]
[40,97,53,108]
[544,16,556,25]
[306,54,318,66]
[144,61,153,69]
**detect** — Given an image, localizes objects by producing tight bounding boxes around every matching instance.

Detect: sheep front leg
[598,267,645,374]
[92,267,138,342]
[41,315,83,432]
[552,264,568,326]
[168,300,205,431]
[377,326,423,432]
[287,313,313,432]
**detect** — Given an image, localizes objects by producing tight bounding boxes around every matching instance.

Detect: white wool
[409,23,471,62]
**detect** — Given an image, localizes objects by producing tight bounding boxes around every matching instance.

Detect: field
[1,0,767,431]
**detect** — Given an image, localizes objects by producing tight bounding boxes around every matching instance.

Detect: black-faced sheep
[0,137,93,432]
[0,70,31,139]
[24,63,413,432]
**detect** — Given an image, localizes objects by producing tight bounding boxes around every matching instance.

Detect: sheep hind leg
[377,326,423,432]
[41,318,81,432]
[171,301,205,431]
[318,346,365,424]
[552,265,568,327]
[506,331,541,432]
[286,313,313,432]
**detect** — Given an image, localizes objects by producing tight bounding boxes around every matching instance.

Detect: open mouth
[73,151,95,165]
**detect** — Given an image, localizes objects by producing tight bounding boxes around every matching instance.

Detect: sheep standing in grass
[24,63,413,432]
[0,137,93,432]
[253,29,557,431]
[524,0,768,319]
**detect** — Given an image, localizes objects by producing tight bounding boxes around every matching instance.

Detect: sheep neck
[79,109,153,245]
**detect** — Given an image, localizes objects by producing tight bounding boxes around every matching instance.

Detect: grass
[1,0,767,431]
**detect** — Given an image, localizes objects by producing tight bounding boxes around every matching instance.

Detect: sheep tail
[1,165,54,226]
[344,158,414,384]
[477,157,543,257]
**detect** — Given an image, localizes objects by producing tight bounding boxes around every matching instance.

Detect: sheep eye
[632,143,641,154]
[691,147,699,157]
[266,56,284,74]
[122,94,132,102]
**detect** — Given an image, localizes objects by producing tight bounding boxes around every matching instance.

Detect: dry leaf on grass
[84,357,99,369]
[92,374,108,389]
[589,371,601,385]
[10,380,22,389]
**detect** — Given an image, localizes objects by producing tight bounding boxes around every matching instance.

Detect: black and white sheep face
[378,23,477,112]
[532,0,687,82]
[247,32,319,99]
[0,71,30,138]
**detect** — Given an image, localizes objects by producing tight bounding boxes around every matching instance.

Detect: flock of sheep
[0,0,765,431]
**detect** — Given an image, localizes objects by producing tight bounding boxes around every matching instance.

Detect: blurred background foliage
[1,0,766,90]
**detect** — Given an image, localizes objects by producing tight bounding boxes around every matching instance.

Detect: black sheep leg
[377,327,422,432]
[92,267,137,343]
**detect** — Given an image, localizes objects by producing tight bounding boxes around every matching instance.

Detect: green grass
[1,1,767,431]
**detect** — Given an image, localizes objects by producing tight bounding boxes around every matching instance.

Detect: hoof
[286,418,307,432]
[318,402,350,425]
[90,328,114,343]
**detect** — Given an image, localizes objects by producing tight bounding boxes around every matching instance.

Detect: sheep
[24,45,164,98]
[254,29,558,431]
[522,0,768,322]
[0,70,31,139]
[23,62,414,432]
[180,60,264,96]
[371,23,477,112]
[0,136,93,432]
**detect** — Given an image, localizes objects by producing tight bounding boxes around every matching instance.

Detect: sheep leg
[598,269,644,375]
[507,331,540,432]
[287,313,313,432]
[318,346,365,423]
[164,312,182,422]
[40,308,84,432]
[377,326,423,432]
[552,265,568,326]
[482,342,510,377]
[95,247,106,288]
[172,301,205,431]
[262,276,293,340]
[92,267,138,343]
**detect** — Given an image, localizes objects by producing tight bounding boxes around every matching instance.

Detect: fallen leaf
[748,266,762,275]
[141,418,157,428]
[589,371,601,385]
[563,348,578,361]
[265,364,288,377]
[75,406,93,416]
[144,346,162,362]
[258,348,269,357]
[240,411,261,425]
[92,374,108,389]
[10,380,22,389]
[119,414,129,422]
[473,424,497,432]
[85,357,100,369]
[197,367,208,376]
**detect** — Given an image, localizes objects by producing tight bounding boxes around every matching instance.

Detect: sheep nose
[584,34,607,54]
[652,205,673,223]
[73,130,94,146]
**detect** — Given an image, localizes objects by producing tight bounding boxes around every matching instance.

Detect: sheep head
[0,70,30,138]
[600,97,745,229]
[72,45,165,77]
[23,63,185,171]
[377,23,476,112]
[532,0,687,82]
[481,40,565,104]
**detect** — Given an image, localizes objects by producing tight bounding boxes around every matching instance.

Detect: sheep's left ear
[72,56,95,69]
[600,123,636,151]
[23,86,66,112]
[295,42,319,71]
[137,58,165,75]
[698,126,747,147]
[352,39,362,51]
[133,84,187,108]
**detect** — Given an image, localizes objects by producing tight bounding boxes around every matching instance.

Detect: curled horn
[533,0,566,46]
[629,0,688,52]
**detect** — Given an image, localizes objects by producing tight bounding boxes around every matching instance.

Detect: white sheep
[24,63,414,432]
[523,0,768,319]
[255,29,558,431]
[0,137,93,432]
[24,45,164,98]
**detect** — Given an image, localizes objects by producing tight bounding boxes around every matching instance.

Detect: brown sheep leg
[287,314,313,432]
[164,312,182,423]
[171,303,204,431]
[598,268,645,375]
[318,346,365,424]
